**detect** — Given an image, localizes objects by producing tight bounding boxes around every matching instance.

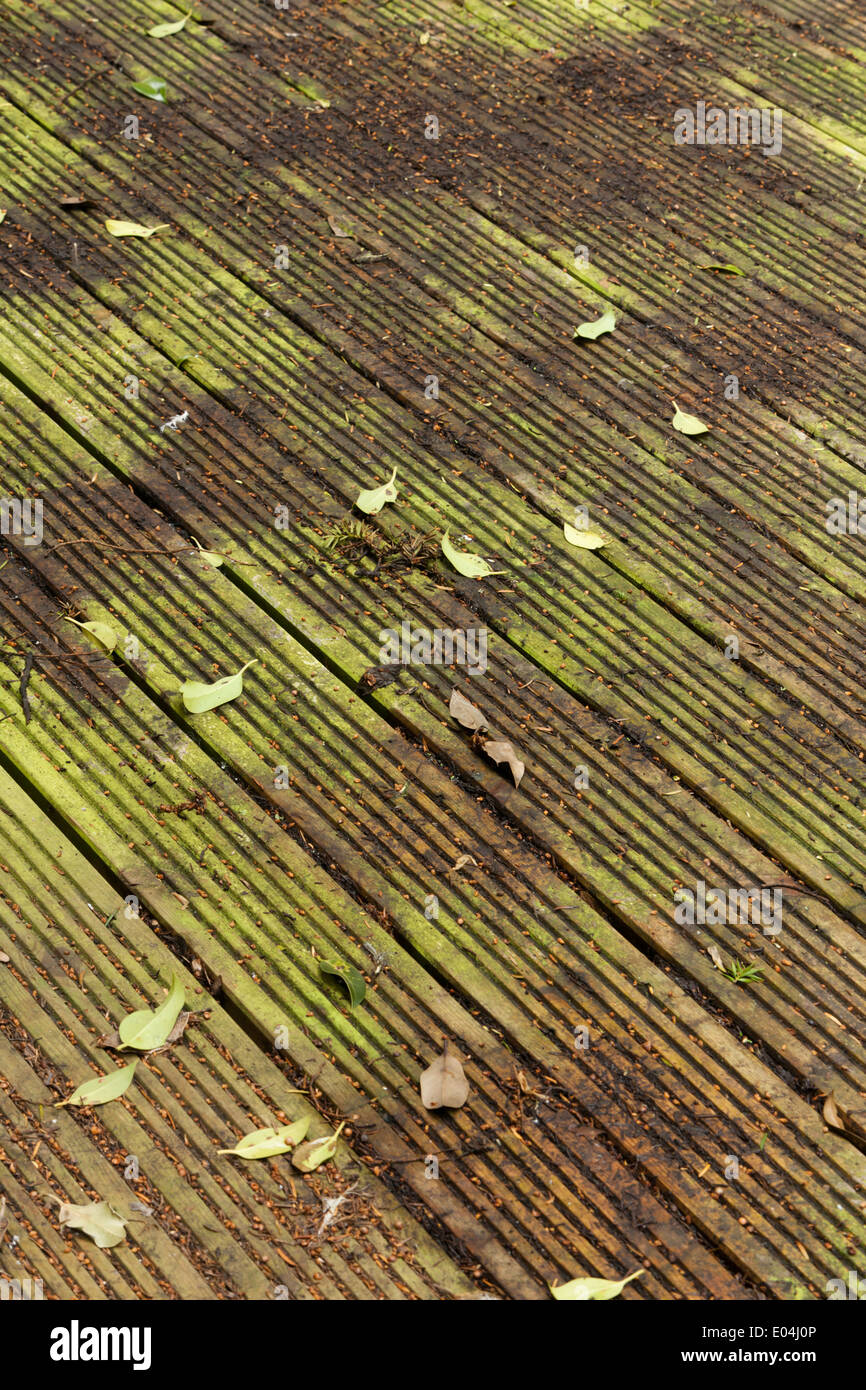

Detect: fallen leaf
[672,401,709,436]
[117,975,186,1051]
[0,210,6,225]
[319,959,366,1009]
[58,193,94,207]
[696,263,744,275]
[105,219,169,239]
[56,1060,137,1108]
[355,467,398,515]
[131,76,168,101]
[147,11,192,37]
[327,214,351,238]
[56,1200,128,1249]
[823,1093,845,1130]
[292,1120,346,1172]
[550,1270,643,1301]
[191,537,223,567]
[441,531,504,580]
[450,854,478,873]
[563,522,607,549]
[420,1040,469,1109]
[419,30,431,44]
[574,308,616,340]
[62,616,117,653]
[707,944,725,972]
[180,659,257,713]
[0,952,9,964]
[219,1116,311,1160]
[482,738,525,788]
[449,688,488,732]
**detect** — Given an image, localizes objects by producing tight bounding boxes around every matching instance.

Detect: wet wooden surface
[0,0,865,1298]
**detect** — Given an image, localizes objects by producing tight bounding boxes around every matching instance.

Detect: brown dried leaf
[482,738,525,788]
[327,215,351,238]
[449,688,488,732]
[420,1040,469,1110]
[823,1092,846,1130]
[707,944,725,972]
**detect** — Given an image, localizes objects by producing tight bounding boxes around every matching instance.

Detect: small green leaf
[319,960,366,1009]
[180,660,257,713]
[218,1116,311,1160]
[117,975,186,1051]
[574,309,616,340]
[550,1270,643,1301]
[672,401,709,436]
[105,219,170,239]
[131,77,169,102]
[62,617,117,652]
[355,467,398,515]
[441,531,504,580]
[147,11,192,37]
[563,522,607,550]
[191,537,223,568]
[696,262,744,275]
[56,1060,137,1108]
[292,1120,346,1172]
[57,1200,128,1249]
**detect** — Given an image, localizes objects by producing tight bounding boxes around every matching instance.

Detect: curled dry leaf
[420,1040,469,1110]
[327,214,351,237]
[449,687,488,732]
[482,738,525,789]
[707,944,725,972]
[823,1092,846,1130]
[55,1199,128,1250]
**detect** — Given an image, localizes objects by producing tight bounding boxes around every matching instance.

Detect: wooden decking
[1,0,865,1298]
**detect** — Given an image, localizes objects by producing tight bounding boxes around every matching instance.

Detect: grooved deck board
[1,0,866,1300]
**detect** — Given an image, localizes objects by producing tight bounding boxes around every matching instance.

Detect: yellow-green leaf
[319,960,366,1009]
[131,76,168,101]
[191,537,223,568]
[672,402,709,436]
[62,617,117,652]
[57,1200,128,1249]
[696,262,744,275]
[574,309,616,340]
[218,1116,311,1160]
[56,1060,137,1108]
[117,975,186,1051]
[147,11,192,37]
[355,467,398,515]
[105,219,170,239]
[441,531,504,580]
[0,210,7,226]
[563,522,607,550]
[550,1270,643,1301]
[180,660,257,713]
[292,1120,345,1172]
